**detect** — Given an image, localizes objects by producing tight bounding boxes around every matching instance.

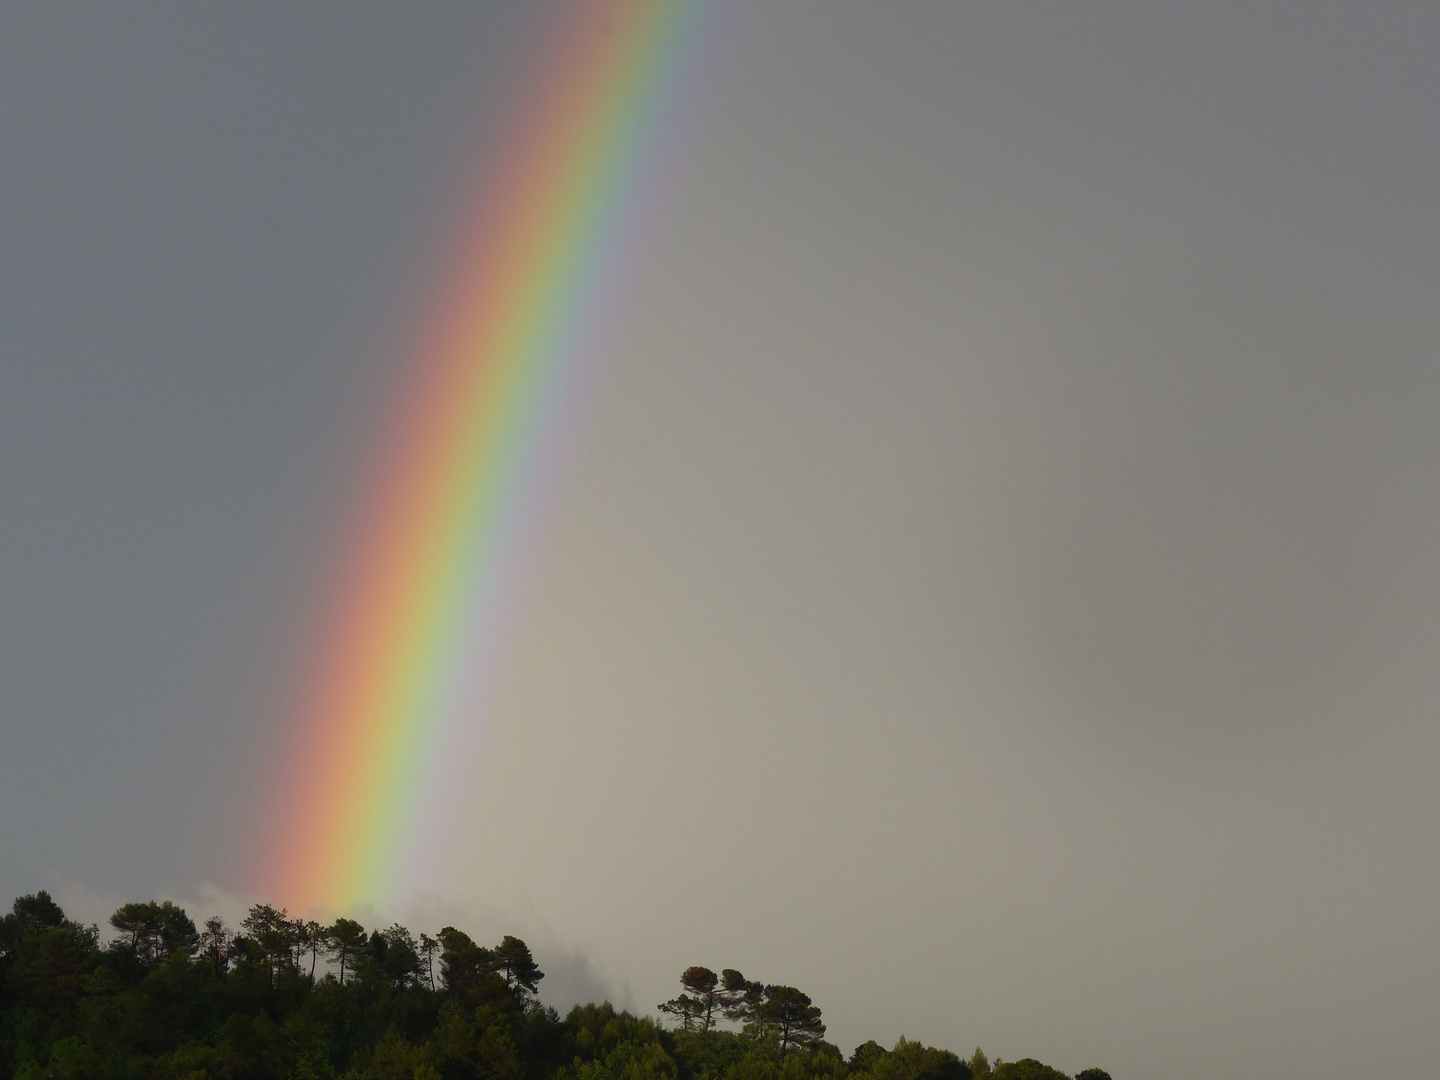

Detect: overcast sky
[4,5,1440,1079]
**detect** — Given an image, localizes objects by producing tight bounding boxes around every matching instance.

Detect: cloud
[47,878,623,1010]
[386,890,627,1011]
[50,879,264,941]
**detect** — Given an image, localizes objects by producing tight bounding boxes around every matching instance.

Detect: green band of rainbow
[267,0,710,913]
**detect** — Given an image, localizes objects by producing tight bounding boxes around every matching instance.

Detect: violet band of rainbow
[268,0,709,913]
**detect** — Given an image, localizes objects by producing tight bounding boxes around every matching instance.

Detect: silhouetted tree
[200,915,232,969]
[297,918,327,977]
[419,932,439,989]
[6,890,66,935]
[851,1040,890,1075]
[379,923,421,987]
[684,966,726,1030]
[992,1059,1070,1080]
[241,902,296,983]
[753,984,825,1057]
[659,966,721,1030]
[439,925,495,992]
[325,916,366,985]
[108,900,198,964]
[0,885,1114,1080]
[659,989,704,1029]
[494,934,543,994]
[0,893,99,1018]
[878,1036,972,1080]
[720,968,764,1027]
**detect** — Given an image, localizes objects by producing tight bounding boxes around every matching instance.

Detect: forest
[0,891,1111,1080]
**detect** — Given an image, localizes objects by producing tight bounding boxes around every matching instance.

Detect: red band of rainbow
[266,0,710,913]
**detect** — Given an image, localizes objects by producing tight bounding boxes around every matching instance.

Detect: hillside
[0,891,1109,1080]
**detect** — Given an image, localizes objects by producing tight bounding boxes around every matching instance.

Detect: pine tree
[494,934,543,994]
[753,985,825,1057]
[325,917,367,986]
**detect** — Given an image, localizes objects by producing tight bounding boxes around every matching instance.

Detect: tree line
[0,890,1111,1080]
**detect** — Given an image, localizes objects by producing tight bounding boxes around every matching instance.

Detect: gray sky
[3,4,1439,1078]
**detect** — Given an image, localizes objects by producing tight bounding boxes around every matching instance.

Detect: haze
[2,5,1438,1078]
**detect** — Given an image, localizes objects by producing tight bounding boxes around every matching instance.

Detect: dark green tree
[240,902,296,978]
[108,900,198,964]
[658,990,703,1030]
[494,934,543,994]
[0,885,1120,1080]
[684,966,725,1030]
[719,968,764,1026]
[660,965,738,1032]
[991,1059,1070,1080]
[752,985,825,1057]
[199,915,232,969]
[851,1040,890,1074]
[886,1036,971,1080]
[852,1038,969,1080]
[6,890,66,935]
[153,900,198,959]
[296,918,326,977]
[379,923,421,987]
[325,916,366,985]
[439,925,495,992]
[0,893,99,1019]
[419,932,439,989]
[108,901,156,954]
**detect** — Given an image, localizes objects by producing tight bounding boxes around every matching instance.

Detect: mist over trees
[0,890,1109,1080]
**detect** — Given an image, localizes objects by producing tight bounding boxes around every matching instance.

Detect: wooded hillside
[0,891,1109,1080]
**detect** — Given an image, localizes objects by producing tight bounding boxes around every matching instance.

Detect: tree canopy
[0,889,1111,1080]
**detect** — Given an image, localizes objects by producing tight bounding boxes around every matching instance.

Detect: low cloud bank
[49,880,623,1012]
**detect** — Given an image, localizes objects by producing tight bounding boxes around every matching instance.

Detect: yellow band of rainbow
[267,0,710,913]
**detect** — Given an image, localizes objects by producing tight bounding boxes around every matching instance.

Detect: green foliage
[849,1041,888,1075]
[722,1042,846,1080]
[751,986,825,1058]
[367,924,422,989]
[6,891,67,935]
[556,1008,676,1080]
[719,971,764,1028]
[495,934,544,995]
[660,967,726,1033]
[438,926,496,994]
[849,1037,969,1080]
[991,1059,1070,1080]
[663,972,824,1061]
[328,917,368,986]
[0,890,1113,1080]
[672,1028,750,1080]
[109,899,200,964]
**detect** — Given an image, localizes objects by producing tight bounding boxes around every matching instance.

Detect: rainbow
[268,0,714,913]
